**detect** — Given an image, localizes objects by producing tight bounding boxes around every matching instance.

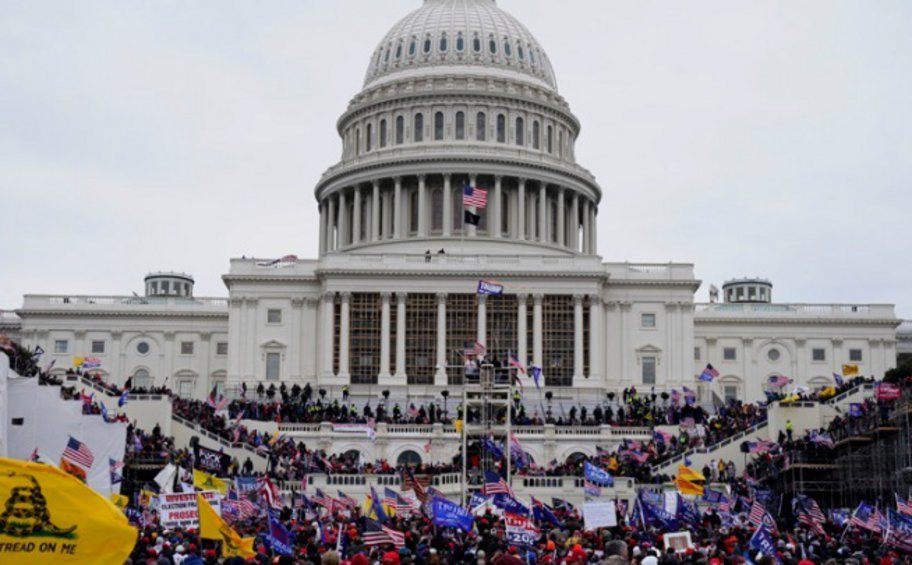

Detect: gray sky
[2,0,910,318]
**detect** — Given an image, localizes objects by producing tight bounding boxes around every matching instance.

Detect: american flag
[363,520,405,548]
[464,340,487,358]
[508,352,526,374]
[312,488,336,510]
[402,468,429,503]
[583,479,602,497]
[794,495,826,536]
[62,437,94,469]
[749,500,777,532]
[897,493,912,517]
[850,503,884,533]
[397,493,421,515]
[463,185,488,208]
[483,470,513,497]
[382,488,398,510]
[257,476,282,509]
[238,498,259,520]
[337,491,359,510]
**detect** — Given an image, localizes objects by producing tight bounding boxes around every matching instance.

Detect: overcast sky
[2,0,910,318]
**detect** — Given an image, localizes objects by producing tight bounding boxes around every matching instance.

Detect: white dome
[364,0,558,91]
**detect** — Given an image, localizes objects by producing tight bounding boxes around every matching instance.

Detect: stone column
[517,178,526,240]
[290,298,304,381]
[539,183,547,242]
[352,188,362,245]
[318,203,326,254]
[557,188,565,247]
[339,292,351,379]
[380,292,391,379]
[570,193,579,252]
[477,294,487,349]
[417,174,428,237]
[589,203,597,254]
[582,200,591,254]
[573,295,584,380]
[338,189,349,248]
[493,175,502,238]
[467,174,477,237]
[393,177,403,240]
[321,292,335,378]
[517,294,528,368]
[588,295,602,383]
[533,294,543,369]
[327,196,336,251]
[443,174,452,237]
[371,181,380,242]
[395,293,407,381]
[435,293,448,385]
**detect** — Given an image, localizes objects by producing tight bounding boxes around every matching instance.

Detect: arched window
[496,114,506,143]
[409,190,419,234]
[434,111,444,141]
[566,452,587,465]
[366,123,373,152]
[558,129,563,157]
[379,119,387,148]
[431,188,444,233]
[355,128,360,154]
[451,187,464,235]
[396,116,404,145]
[439,33,448,53]
[423,35,432,54]
[473,35,482,53]
[456,33,465,52]
[397,450,422,467]
[489,36,498,55]
[395,42,402,60]
[532,121,540,149]
[547,125,553,153]
[518,44,525,61]
[383,44,391,64]
[408,39,417,58]
[515,117,524,146]
[455,111,465,140]
[504,39,512,58]
[476,112,486,141]
[133,368,151,390]
[414,113,424,142]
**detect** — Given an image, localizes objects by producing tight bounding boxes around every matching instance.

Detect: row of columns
[321,292,602,385]
[318,175,598,254]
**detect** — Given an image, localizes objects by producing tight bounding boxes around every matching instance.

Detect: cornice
[315,268,607,280]
[693,316,900,327]
[16,309,228,320]
[607,280,702,290]
[222,275,320,284]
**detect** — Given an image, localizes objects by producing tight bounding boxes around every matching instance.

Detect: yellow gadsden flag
[197,494,255,559]
[842,364,860,377]
[192,469,228,495]
[0,457,137,564]
[675,465,705,496]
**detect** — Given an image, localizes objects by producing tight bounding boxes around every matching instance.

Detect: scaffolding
[770,394,912,510]
[460,363,514,505]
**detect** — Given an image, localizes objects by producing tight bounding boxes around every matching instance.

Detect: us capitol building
[5,0,907,410]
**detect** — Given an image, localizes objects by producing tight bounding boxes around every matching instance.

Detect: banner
[0,458,137,564]
[876,383,901,401]
[477,280,505,296]
[431,497,474,532]
[584,461,614,487]
[159,491,222,530]
[330,423,373,435]
[193,444,229,475]
[583,501,618,530]
[504,512,540,547]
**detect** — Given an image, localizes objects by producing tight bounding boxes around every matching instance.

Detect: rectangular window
[723,347,737,361]
[216,342,228,356]
[91,340,105,354]
[54,340,68,354]
[641,313,656,329]
[266,352,281,380]
[812,348,826,362]
[724,385,738,403]
[178,380,194,398]
[694,347,701,361]
[180,342,194,355]
[642,356,656,385]
[267,309,282,324]
[849,349,863,362]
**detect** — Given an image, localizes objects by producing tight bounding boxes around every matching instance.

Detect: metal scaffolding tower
[460,363,513,505]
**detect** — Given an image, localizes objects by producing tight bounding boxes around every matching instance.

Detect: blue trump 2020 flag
[268,510,294,556]
[748,525,781,564]
[584,461,614,487]
[431,497,475,532]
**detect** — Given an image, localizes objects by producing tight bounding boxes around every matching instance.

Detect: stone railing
[172,414,266,460]
[651,420,769,473]
[22,295,229,309]
[695,303,895,318]
[274,472,464,497]
[276,421,653,441]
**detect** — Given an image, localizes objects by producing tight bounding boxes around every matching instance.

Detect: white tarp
[7,376,127,496]
[583,501,617,530]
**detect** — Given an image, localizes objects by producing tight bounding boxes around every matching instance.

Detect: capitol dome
[315,0,601,259]
[364,0,558,92]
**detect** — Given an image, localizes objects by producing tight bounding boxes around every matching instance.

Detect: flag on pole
[483,470,514,496]
[699,363,719,382]
[463,185,488,208]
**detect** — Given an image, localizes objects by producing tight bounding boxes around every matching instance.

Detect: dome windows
[379,119,387,149]
[439,33,448,53]
[395,42,402,60]
[518,44,525,61]
[395,116,404,145]
[423,35,432,55]
[434,111,444,141]
[455,111,465,140]
[532,120,540,150]
[456,33,465,53]
[414,113,424,142]
[476,112,486,141]
[366,123,373,152]
[384,44,391,63]
[408,38,417,58]
[496,114,506,143]
[488,35,498,55]
[515,117,524,146]
[473,34,482,53]
[504,39,513,58]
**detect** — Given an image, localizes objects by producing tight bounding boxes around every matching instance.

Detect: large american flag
[463,185,488,209]
[402,468,430,503]
[62,437,94,469]
[749,500,777,532]
[483,470,513,497]
[312,488,336,510]
[897,493,912,517]
[337,491,359,510]
[850,503,884,533]
[795,495,826,536]
[363,520,405,548]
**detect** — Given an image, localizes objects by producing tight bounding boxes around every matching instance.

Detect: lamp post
[441,389,450,418]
